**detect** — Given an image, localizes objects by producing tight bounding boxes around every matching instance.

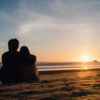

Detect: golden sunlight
[83,65,88,70]
[81,53,91,62]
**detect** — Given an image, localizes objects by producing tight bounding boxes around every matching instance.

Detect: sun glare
[81,54,91,62]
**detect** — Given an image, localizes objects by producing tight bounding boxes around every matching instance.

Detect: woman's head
[20,46,30,56]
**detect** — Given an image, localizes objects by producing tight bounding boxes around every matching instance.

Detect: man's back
[2,51,21,83]
[0,39,21,83]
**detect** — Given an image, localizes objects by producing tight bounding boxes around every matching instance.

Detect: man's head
[8,39,19,51]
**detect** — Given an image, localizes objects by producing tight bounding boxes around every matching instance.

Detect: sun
[81,54,91,62]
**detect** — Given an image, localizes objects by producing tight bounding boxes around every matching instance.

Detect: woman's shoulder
[30,55,36,61]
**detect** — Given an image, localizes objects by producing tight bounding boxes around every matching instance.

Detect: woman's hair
[20,46,30,56]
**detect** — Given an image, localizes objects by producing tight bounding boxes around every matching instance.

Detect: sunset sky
[0,0,100,62]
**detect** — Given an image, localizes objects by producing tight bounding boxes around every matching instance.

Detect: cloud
[1,0,100,61]
[1,0,100,50]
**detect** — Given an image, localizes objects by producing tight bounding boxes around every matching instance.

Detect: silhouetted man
[1,39,21,83]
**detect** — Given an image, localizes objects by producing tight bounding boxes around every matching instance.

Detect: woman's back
[20,46,39,82]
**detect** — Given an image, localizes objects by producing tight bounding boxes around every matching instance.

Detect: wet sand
[0,69,100,100]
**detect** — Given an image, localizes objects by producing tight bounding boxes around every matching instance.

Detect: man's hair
[8,39,19,51]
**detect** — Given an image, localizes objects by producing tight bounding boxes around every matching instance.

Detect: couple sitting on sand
[0,39,40,83]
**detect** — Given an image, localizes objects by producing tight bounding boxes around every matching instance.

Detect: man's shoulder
[16,51,20,55]
[2,51,9,57]
[2,51,20,57]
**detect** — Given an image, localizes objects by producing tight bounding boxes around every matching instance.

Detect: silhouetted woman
[20,46,40,82]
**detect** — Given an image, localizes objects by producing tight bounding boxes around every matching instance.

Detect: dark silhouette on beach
[0,39,21,83]
[20,46,40,82]
[0,39,40,83]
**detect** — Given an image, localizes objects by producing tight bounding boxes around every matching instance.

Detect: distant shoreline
[0,60,100,66]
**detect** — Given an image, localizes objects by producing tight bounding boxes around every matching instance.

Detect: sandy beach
[0,69,100,100]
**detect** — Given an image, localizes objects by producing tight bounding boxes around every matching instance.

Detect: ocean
[0,62,100,71]
[37,64,100,71]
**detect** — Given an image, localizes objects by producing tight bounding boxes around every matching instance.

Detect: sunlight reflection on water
[38,64,100,71]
